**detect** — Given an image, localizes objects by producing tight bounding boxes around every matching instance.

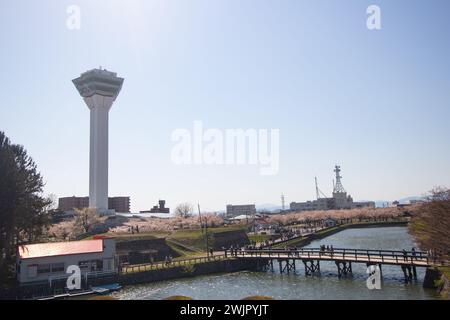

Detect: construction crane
[315,177,328,199]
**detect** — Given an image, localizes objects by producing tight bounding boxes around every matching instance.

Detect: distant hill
[255,204,283,212]
[359,196,426,208]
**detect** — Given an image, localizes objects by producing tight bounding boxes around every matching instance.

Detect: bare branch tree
[74,208,99,234]
[175,203,194,219]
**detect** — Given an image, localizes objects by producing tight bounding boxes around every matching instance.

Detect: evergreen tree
[0,131,51,281]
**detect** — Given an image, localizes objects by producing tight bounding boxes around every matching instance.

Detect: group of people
[402,247,418,261]
[164,255,173,265]
[225,245,242,257]
[320,244,334,253]
[128,225,140,234]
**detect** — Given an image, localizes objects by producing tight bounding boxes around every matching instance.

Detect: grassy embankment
[247,234,272,243]
[92,225,247,260]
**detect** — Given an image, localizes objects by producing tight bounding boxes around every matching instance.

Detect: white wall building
[226,204,256,218]
[16,237,116,285]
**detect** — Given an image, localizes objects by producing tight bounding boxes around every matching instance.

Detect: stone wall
[119,258,258,286]
[424,268,450,299]
[212,230,250,250]
[116,238,180,264]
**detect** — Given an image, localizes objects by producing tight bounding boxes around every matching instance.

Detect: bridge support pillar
[278,259,296,274]
[335,261,352,278]
[257,259,274,272]
[302,260,320,276]
[262,259,274,272]
[401,265,413,282]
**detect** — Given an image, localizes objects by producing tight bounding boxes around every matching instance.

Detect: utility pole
[198,204,209,258]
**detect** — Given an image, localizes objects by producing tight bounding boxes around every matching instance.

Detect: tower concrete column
[72,68,124,214]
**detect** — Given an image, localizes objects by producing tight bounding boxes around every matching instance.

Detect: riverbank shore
[423,267,450,299]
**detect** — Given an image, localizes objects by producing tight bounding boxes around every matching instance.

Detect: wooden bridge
[227,247,447,282]
[119,247,447,283]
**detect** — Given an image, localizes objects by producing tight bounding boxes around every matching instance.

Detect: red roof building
[16,238,116,285]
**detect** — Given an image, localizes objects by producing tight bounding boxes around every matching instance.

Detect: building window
[79,261,90,271]
[51,263,65,273]
[91,259,103,272]
[37,264,51,274]
[27,265,38,278]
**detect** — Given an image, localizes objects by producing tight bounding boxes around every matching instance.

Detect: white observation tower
[72,68,124,214]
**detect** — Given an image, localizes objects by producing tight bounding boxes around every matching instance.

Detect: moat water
[112,227,439,300]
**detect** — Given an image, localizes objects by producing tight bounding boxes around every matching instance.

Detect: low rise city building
[226,204,256,218]
[58,196,130,213]
[140,200,170,214]
[16,237,117,285]
[290,166,375,212]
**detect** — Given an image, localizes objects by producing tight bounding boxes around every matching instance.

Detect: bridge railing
[120,254,227,274]
[233,247,435,264]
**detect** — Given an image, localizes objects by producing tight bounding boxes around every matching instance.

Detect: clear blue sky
[1,0,449,212]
